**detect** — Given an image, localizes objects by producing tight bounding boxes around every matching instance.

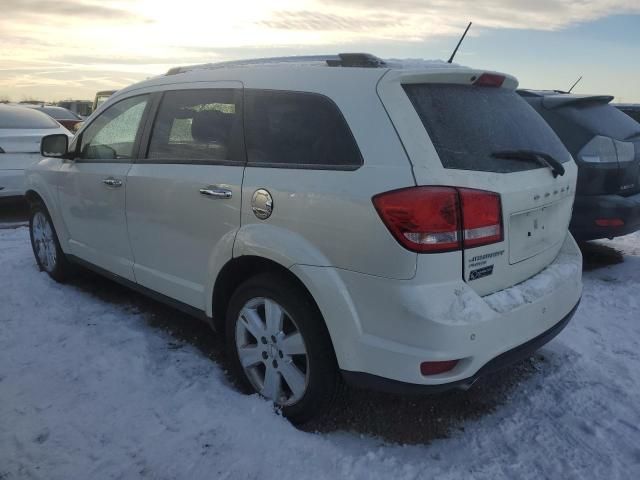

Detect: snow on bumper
[484,240,582,314]
[295,234,583,386]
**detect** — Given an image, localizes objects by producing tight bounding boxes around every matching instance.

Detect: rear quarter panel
[234,69,418,279]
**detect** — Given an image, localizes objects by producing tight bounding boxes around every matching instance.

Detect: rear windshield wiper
[491,150,566,178]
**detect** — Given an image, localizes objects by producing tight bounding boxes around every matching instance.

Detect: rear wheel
[226,272,340,424]
[29,202,73,282]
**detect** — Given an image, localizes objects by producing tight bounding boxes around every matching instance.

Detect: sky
[1,0,639,103]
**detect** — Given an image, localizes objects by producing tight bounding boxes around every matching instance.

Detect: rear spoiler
[542,94,614,110]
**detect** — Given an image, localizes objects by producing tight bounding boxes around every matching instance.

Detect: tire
[29,201,73,282]
[225,272,340,424]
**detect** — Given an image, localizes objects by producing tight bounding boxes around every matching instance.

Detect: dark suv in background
[519,90,640,240]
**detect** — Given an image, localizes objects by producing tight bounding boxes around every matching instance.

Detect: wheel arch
[212,255,317,332]
[24,189,47,209]
[210,253,356,375]
[23,183,71,252]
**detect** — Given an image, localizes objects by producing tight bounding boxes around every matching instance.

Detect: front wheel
[226,272,340,424]
[29,202,73,282]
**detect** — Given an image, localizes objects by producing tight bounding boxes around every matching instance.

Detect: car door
[58,94,151,280]
[125,84,244,310]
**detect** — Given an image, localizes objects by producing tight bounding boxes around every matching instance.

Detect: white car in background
[0,105,71,199]
[24,54,583,423]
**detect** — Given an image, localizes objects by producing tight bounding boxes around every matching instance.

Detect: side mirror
[41,134,69,158]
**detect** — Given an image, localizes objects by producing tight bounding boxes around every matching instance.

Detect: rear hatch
[536,95,640,197]
[377,69,577,296]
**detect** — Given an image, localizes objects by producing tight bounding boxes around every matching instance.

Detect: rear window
[41,107,80,120]
[558,103,640,140]
[403,84,570,173]
[244,90,362,169]
[0,106,59,129]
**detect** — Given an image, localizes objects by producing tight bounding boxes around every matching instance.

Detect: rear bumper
[294,234,583,389]
[570,191,640,240]
[0,170,26,198]
[342,299,579,394]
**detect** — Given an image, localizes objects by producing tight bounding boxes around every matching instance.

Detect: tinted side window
[245,90,362,168]
[146,89,242,163]
[79,95,148,161]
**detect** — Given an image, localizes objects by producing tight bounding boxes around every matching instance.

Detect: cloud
[1,0,146,21]
[258,10,407,32]
[1,0,638,101]
[53,54,189,66]
[314,0,640,32]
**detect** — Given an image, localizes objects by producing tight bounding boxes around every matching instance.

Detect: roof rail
[165,55,334,75]
[165,53,387,75]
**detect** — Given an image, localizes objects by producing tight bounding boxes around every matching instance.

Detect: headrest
[191,110,232,143]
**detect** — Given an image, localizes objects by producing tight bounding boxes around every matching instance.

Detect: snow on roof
[167,55,335,74]
[519,90,616,105]
[166,55,463,76]
[384,58,464,69]
[542,94,614,109]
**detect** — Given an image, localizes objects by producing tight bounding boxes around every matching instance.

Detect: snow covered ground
[1,226,639,479]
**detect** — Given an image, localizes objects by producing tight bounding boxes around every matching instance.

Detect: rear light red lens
[373,186,460,253]
[595,218,624,227]
[420,360,459,376]
[474,73,505,88]
[459,188,503,248]
[373,186,503,253]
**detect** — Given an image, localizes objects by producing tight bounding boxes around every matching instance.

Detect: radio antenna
[447,22,472,64]
[567,76,583,93]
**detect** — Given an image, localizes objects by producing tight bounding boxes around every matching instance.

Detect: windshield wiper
[491,150,566,178]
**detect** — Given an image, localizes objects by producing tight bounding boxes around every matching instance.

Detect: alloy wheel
[235,297,309,406]
[32,211,57,272]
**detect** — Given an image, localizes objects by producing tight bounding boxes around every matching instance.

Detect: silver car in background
[0,105,71,199]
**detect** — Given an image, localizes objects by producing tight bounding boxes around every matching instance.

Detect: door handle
[199,186,232,199]
[102,177,123,188]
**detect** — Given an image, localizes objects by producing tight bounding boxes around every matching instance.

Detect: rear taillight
[458,188,503,248]
[373,186,503,253]
[595,218,624,227]
[474,73,505,88]
[373,186,460,253]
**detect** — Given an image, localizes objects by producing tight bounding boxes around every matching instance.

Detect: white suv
[25,54,583,423]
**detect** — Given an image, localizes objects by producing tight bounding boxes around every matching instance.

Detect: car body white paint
[25,59,583,387]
